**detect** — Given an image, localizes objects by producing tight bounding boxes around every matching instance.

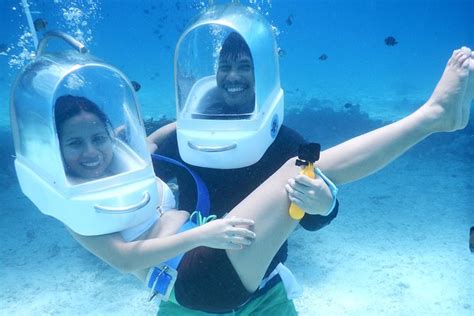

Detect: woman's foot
[422,47,473,132]
[462,50,474,127]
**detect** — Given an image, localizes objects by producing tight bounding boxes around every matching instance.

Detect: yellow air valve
[289,143,321,220]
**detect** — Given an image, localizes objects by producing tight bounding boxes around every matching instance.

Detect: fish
[131,80,141,92]
[33,18,47,31]
[318,54,328,61]
[384,36,398,46]
[0,43,8,54]
[344,103,361,111]
[278,48,286,57]
[286,14,293,26]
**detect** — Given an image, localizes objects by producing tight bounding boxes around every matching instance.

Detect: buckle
[146,264,177,302]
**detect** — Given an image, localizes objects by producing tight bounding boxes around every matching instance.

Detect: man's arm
[147,122,177,153]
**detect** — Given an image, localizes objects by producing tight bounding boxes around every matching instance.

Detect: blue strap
[151,153,210,220]
[146,220,198,300]
[315,167,339,216]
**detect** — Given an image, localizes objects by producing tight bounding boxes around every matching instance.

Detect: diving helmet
[174,3,283,169]
[10,32,158,236]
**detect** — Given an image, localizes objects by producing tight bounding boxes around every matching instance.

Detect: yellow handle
[289,163,315,220]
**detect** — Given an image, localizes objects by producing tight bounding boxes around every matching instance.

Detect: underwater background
[0,0,473,315]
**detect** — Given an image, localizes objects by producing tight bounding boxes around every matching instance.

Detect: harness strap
[146,220,197,301]
[152,153,210,219]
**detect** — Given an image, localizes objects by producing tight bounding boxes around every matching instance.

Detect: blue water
[1,0,473,315]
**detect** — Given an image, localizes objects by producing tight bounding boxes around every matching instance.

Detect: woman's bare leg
[316,47,474,185]
[224,48,474,292]
[225,158,300,291]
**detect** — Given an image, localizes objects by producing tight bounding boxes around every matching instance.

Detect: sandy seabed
[1,133,473,316]
[288,152,473,315]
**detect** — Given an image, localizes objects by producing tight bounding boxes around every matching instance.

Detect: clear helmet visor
[53,66,149,185]
[176,26,256,120]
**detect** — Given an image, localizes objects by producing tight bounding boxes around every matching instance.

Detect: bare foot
[422,47,473,132]
[461,50,474,127]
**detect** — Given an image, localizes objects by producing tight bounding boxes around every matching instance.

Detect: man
[149,32,338,314]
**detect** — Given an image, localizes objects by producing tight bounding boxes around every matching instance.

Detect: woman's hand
[286,174,333,216]
[197,217,256,250]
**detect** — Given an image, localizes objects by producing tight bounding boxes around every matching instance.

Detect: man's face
[216,53,255,111]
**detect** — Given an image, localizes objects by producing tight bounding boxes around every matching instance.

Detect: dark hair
[55,95,110,139]
[219,32,253,63]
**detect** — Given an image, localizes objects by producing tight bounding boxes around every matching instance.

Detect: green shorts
[157,281,298,315]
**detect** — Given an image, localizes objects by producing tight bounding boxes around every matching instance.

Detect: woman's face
[59,111,113,180]
[216,54,255,111]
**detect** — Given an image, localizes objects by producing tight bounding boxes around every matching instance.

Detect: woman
[58,47,473,313]
[54,94,320,312]
[56,95,115,182]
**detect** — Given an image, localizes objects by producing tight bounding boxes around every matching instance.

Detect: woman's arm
[70,212,255,273]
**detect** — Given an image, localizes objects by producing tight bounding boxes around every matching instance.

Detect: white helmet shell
[174,4,284,169]
[10,34,158,236]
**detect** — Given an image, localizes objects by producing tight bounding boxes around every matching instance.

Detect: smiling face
[216,53,255,111]
[59,111,113,180]
[215,32,255,113]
